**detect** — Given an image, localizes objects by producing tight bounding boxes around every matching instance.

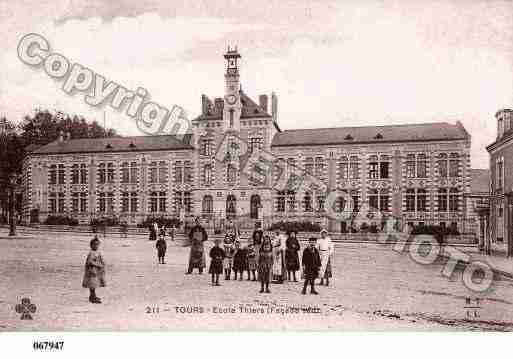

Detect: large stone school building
[22,48,474,233]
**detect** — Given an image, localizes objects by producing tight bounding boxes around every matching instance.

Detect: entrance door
[250,194,261,219]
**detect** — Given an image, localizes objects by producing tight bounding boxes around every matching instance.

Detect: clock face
[226,94,237,105]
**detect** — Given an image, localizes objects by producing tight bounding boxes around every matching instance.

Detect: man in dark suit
[301,237,321,295]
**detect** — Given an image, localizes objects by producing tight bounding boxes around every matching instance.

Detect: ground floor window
[72,192,87,213]
[149,192,166,213]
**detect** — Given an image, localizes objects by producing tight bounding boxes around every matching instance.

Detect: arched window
[226,194,236,219]
[250,194,261,219]
[304,191,313,212]
[202,195,213,215]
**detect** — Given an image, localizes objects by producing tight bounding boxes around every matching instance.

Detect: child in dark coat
[246,243,257,281]
[301,237,321,295]
[232,241,247,281]
[209,239,225,286]
[156,236,167,264]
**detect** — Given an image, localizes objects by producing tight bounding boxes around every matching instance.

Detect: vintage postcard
[1,0,513,343]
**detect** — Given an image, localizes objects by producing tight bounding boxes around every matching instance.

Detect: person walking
[156,235,167,264]
[82,236,106,303]
[302,237,321,295]
[186,217,208,274]
[258,235,274,293]
[285,230,301,282]
[317,229,334,286]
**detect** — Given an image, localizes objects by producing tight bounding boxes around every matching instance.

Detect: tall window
[369,155,389,179]
[369,156,379,179]
[72,192,87,213]
[203,164,213,186]
[227,163,236,183]
[369,189,379,209]
[99,163,106,184]
[201,138,214,156]
[437,154,448,177]
[99,163,114,184]
[49,165,57,185]
[226,194,236,219]
[304,192,313,212]
[149,162,158,183]
[316,192,326,212]
[315,157,324,179]
[417,189,427,212]
[98,192,114,213]
[80,164,88,184]
[71,164,79,184]
[338,156,348,180]
[149,191,166,212]
[406,189,416,212]
[496,156,504,190]
[305,157,314,176]
[49,192,64,213]
[437,188,448,211]
[417,154,427,178]
[406,154,416,178]
[57,164,65,184]
[121,162,138,184]
[175,191,192,212]
[277,191,285,212]
[202,195,213,215]
[449,188,459,211]
[449,153,459,177]
[350,156,359,179]
[184,161,193,184]
[287,191,296,212]
[249,137,263,153]
[406,188,428,212]
[351,190,359,212]
[369,189,389,211]
[174,161,183,183]
[121,192,138,213]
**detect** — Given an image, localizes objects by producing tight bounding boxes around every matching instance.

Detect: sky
[1,0,512,168]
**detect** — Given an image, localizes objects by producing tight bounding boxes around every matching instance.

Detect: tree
[19,109,117,147]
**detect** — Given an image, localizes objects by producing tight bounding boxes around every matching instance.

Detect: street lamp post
[8,174,17,237]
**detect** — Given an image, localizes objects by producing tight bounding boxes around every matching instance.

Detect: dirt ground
[1,229,513,331]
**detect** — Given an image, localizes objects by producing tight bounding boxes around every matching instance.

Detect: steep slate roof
[194,90,271,121]
[31,134,193,155]
[470,169,490,194]
[272,122,469,147]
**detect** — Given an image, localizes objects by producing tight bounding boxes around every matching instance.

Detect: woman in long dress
[272,231,286,283]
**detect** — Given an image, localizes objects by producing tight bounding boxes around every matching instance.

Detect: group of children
[81,225,333,303]
[207,228,333,295]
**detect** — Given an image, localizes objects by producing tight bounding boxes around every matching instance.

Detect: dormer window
[129,142,136,149]
[344,134,353,140]
[374,133,383,139]
[105,144,112,149]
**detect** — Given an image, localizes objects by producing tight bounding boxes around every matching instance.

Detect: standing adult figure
[317,229,334,286]
[186,217,208,274]
[285,230,301,282]
[272,229,286,283]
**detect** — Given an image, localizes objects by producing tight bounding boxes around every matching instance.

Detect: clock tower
[223,46,242,132]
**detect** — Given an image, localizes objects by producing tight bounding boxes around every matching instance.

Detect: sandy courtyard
[1,229,513,331]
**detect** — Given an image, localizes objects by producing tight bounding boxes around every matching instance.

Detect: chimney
[58,130,64,143]
[214,98,224,113]
[201,94,209,115]
[271,92,278,123]
[259,94,268,113]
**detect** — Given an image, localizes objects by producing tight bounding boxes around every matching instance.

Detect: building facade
[486,108,513,256]
[22,48,473,233]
